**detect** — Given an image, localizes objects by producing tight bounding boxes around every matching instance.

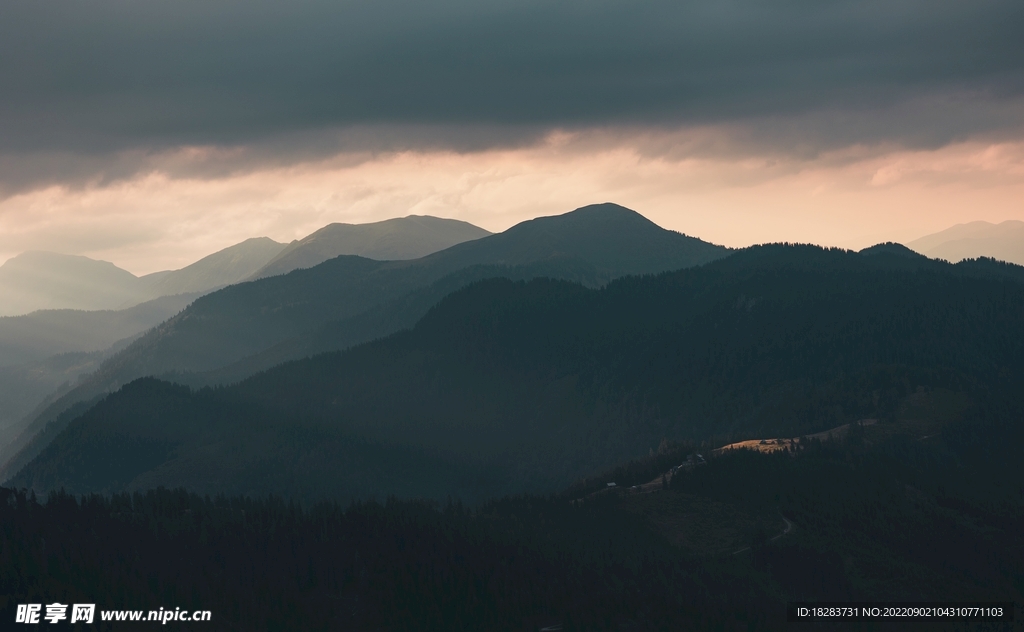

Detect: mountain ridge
[11,243,1024,501]
[0,238,286,317]
[250,215,491,279]
[908,220,1024,265]
[0,292,203,369]
[0,252,147,317]
[141,237,285,298]
[0,204,729,480]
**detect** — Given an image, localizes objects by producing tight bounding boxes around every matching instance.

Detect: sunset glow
[2,133,1022,274]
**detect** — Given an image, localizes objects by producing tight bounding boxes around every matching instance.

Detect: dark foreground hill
[2,414,1021,631]
[10,244,1024,502]
[0,204,725,481]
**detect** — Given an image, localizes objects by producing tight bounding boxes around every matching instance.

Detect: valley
[2,205,1022,630]
[5,0,1022,626]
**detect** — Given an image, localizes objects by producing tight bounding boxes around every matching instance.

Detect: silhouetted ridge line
[0,204,727,482]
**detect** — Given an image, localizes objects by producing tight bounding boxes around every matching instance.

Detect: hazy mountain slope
[251,215,490,279]
[31,204,722,387]
[405,202,724,279]
[0,342,137,450]
[12,245,1024,501]
[37,204,723,379]
[907,220,1014,252]
[141,237,285,298]
[187,257,607,387]
[0,238,284,317]
[0,257,401,481]
[908,220,1024,265]
[0,292,202,369]
[0,252,148,317]
[0,204,729,482]
[0,295,201,459]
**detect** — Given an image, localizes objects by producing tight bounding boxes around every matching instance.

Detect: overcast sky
[1,0,1022,273]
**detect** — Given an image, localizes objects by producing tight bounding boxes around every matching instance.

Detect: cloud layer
[2,135,1022,274]
[1,0,1022,270]
[1,0,1022,191]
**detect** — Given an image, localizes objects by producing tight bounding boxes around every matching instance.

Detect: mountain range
[0,293,204,451]
[10,241,1024,503]
[0,215,492,318]
[908,220,1024,265]
[0,215,495,466]
[0,204,727,482]
[249,215,492,279]
[4,208,1024,631]
[139,237,286,297]
[0,292,206,370]
[0,252,154,317]
[0,239,284,318]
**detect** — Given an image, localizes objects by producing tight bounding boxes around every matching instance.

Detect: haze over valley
[908,220,1024,265]
[2,0,1022,627]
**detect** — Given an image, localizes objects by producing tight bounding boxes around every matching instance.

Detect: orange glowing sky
[2,0,1022,274]
[1,132,1022,275]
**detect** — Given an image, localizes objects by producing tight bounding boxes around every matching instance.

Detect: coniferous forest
[3,238,1024,630]
[4,0,1024,624]
[2,414,1022,630]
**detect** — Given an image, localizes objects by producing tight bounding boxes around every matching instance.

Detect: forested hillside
[188,257,611,387]
[73,203,725,380]
[0,293,204,465]
[1,204,725,482]
[2,415,1020,631]
[0,486,780,631]
[11,244,1024,503]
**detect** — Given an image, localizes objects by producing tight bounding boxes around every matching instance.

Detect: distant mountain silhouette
[0,204,728,480]
[0,252,148,317]
[195,204,727,384]
[406,203,722,278]
[141,237,285,298]
[0,293,203,369]
[250,216,490,279]
[0,240,287,452]
[0,343,135,452]
[64,204,724,379]
[0,238,285,317]
[0,293,205,461]
[908,220,1024,265]
[10,244,1024,501]
[190,258,609,387]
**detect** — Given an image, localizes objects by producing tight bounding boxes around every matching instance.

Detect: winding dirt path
[731,514,793,555]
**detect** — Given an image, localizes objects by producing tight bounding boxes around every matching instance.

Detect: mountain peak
[859,242,925,258]
[420,203,725,278]
[141,237,286,297]
[515,203,655,230]
[563,202,645,217]
[3,250,126,270]
[907,220,1024,265]
[0,251,143,317]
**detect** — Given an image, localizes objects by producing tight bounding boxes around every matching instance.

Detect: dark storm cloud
[0,0,1022,188]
